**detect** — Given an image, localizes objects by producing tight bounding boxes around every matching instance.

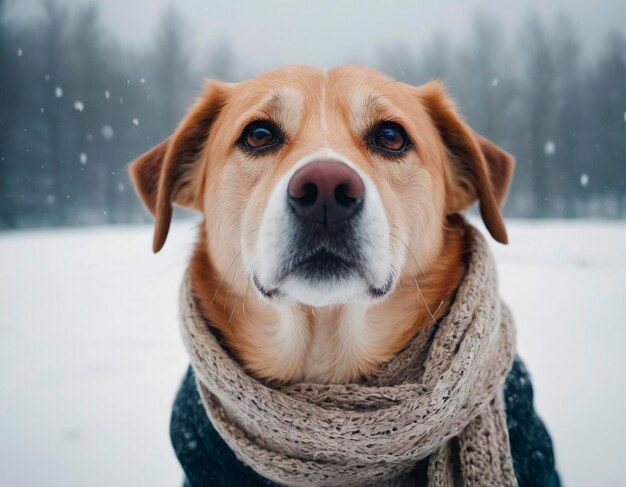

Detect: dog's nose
[287,160,365,225]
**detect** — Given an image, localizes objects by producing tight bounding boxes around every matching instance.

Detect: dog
[130,65,559,486]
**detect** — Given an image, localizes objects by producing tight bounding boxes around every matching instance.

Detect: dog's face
[131,65,513,309]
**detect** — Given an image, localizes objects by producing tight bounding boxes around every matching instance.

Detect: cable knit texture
[178,226,518,487]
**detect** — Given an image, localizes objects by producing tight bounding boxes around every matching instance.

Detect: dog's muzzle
[280,159,366,283]
[251,152,395,305]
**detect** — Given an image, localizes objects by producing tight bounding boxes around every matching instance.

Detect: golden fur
[129,65,514,383]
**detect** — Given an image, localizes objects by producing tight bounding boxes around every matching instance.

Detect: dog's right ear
[129,81,229,253]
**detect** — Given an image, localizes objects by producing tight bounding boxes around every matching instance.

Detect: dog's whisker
[395,200,445,265]
[432,299,446,318]
[221,262,246,314]
[388,255,406,299]
[391,246,439,327]
[242,282,251,320]
[388,230,428,281]
[228,293,239,325]
[210,250,242,305]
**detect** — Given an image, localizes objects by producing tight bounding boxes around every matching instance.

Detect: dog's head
[130,65,513,308]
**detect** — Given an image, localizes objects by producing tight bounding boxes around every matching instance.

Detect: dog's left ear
[129,81,229,253]
[418,81,515,244]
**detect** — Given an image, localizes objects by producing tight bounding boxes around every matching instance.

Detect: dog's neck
[189,221,468,384]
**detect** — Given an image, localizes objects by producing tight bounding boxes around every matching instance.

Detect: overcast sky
[7,0,626,73]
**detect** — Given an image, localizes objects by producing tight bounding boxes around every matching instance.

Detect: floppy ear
[129,81,229,253]
[418,81,515,244]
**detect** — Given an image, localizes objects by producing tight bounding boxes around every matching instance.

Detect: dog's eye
[371,123,408,154]
[241,122,280,151]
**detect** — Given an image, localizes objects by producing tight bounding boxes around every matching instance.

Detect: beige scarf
[179,227,518,486]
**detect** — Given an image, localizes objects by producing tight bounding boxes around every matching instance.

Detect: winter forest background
[2,2,626,486]
[1,0,625,230]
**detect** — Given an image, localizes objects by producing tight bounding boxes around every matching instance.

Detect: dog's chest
[295,304,376,383]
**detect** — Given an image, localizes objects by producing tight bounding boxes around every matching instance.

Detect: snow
[101,125,114,140]
[132,118,139,126]
[491,77,499,87]
[488,220,626,487]
[79,153,88,165]
[54,86,63,98]
[104,90,110,100]
[73,101,84,112]
[17,47,22,57]
[0,221,625,487]
[544,140,556,156]
[580,173,589,187]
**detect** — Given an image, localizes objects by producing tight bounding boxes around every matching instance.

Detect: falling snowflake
[44,74,50,82]
[580,173,589,187]
[624,111,626,123]
[73,100,84,112]
[79,153,88,164]
[46,195,55,204]
[140,78,146,84]
[104,90,110,100]
[40,107,44,113]
[544,141,556,156]
[491,78,499,87]
[132,118,139,126]
[101,125,114,140]
[55,86,63,98]
[17,48,22,57]
[117,182,126,192]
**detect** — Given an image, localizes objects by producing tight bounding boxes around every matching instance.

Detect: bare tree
[0,0,18,227]
[520,13,556,217]
[151,6,193,138]
[420,32,452,83]
[591,30,626,216]
[206,39,237,82]
[40,0,71,224]
[551,14,582,217]
[456,15,509,140]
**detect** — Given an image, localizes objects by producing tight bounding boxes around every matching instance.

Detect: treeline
[0,2,625,230]
[376,14,626,218]
[0,0,235,228]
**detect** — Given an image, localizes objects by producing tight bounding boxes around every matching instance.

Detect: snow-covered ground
[0,220,625,487]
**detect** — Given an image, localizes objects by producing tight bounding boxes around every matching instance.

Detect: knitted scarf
[179,227,518,487]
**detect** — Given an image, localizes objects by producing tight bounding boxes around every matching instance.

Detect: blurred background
[1,0,626,225]
[0,1,625,486]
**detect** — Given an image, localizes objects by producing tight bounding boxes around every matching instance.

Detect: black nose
[287,160,365,225]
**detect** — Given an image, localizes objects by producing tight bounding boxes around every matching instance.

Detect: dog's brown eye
[372,123,408,154]
[241,122,280,151]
